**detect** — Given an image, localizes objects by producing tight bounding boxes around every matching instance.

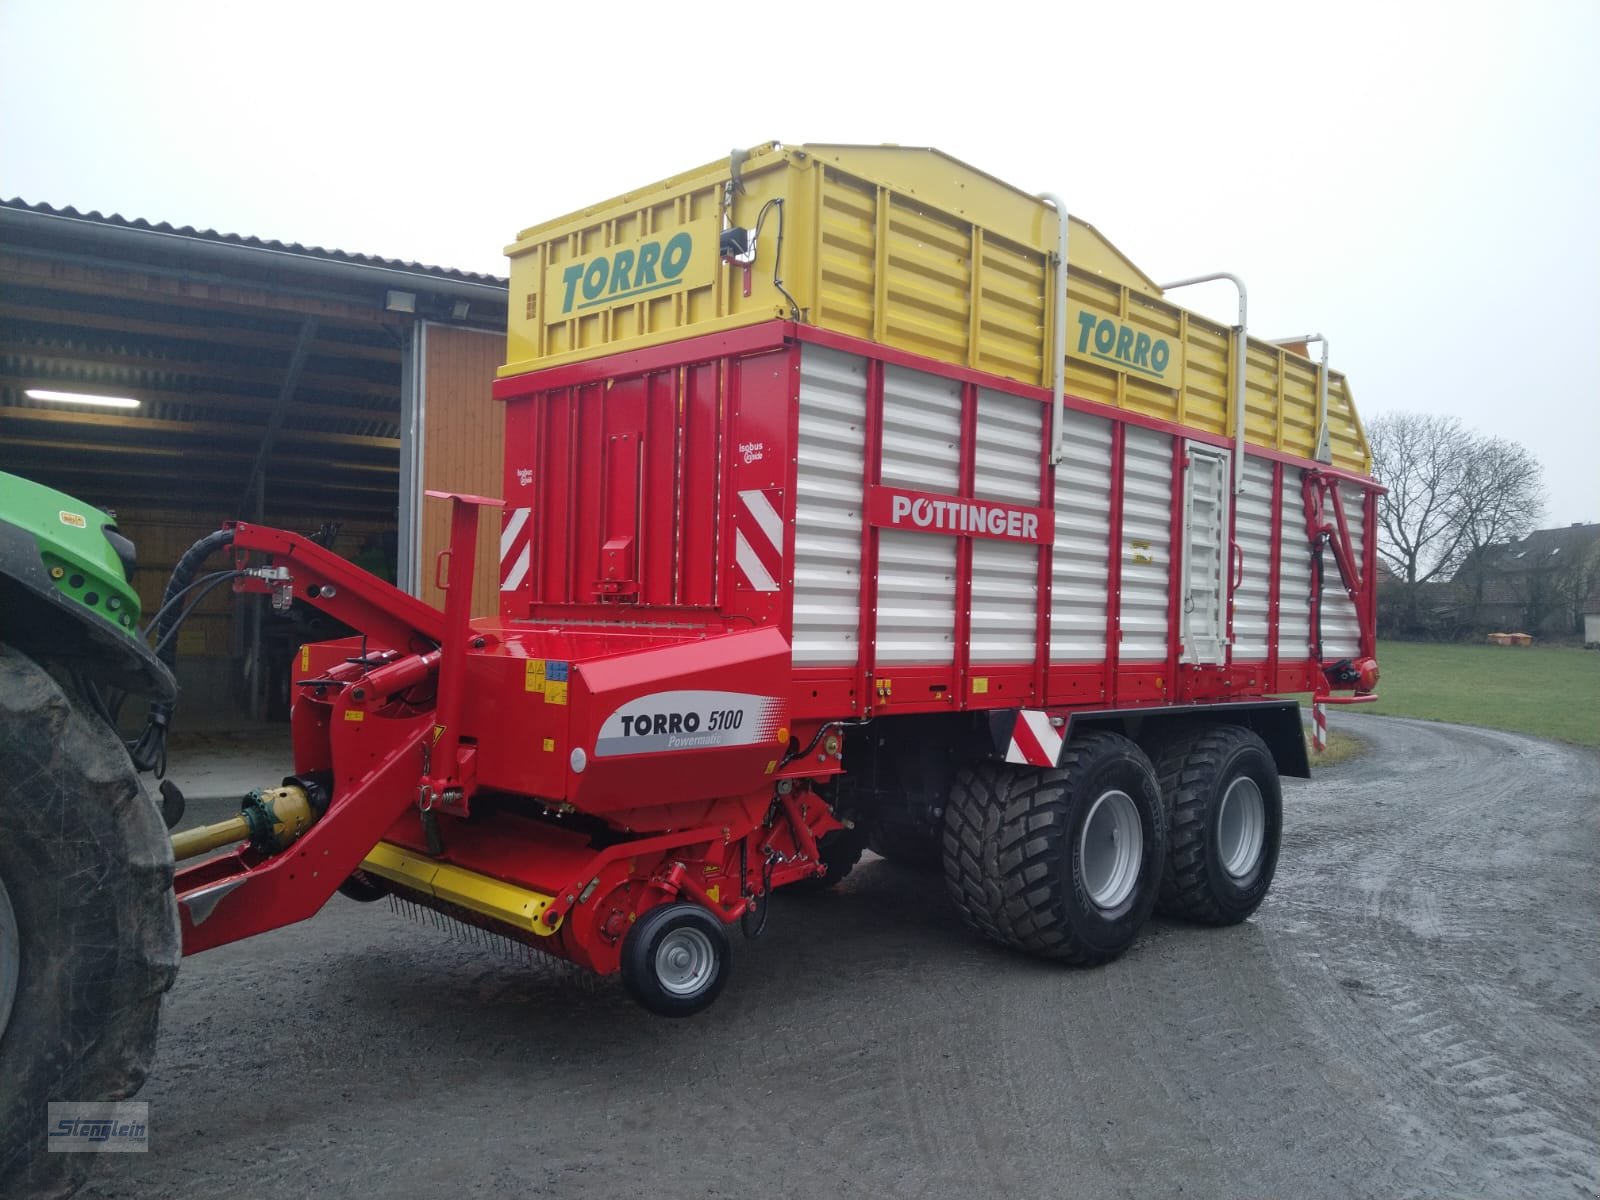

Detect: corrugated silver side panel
[1050,409,1113,662]
[879,364,960,492]
[792,345,867,666]
[1278,468,1314,662]
[1122,426,1174,663]
[972,539,1038,662]
[1320,483,1367,657]
[973,388,1043,503]
[875,365,960,663]
[1232,456,1276,661]
[971,388,1043,663]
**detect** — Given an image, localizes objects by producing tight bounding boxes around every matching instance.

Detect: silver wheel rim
[0,874,18,1043]
[1217,776,1266,881]
[654,926,717,997]
[1079,789,1143,913]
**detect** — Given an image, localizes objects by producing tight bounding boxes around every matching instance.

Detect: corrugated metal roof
[0,196,507,288]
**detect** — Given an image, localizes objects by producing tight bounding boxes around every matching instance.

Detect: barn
[0,199,509,725]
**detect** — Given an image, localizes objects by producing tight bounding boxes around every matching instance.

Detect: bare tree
[1564,543,1600,633]
[1369,412,1545,634]
[1452,437,1545,610]
[1532,537,1600,635]
[1369,413,1473,631]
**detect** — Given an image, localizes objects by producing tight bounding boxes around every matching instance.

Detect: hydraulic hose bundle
[127,529,237,774]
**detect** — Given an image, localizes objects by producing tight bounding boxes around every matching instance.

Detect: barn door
[1182,443,1231,665]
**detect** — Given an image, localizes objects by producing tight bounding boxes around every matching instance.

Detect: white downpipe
[1159,272,1248,493]
[1268,333,1331,463]
[1037,192,1069,464]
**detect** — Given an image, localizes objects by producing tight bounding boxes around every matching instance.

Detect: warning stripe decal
[734,488,783,592]
[500,506,532,592]
[500,506,529,561]
[1005,710,1065,767]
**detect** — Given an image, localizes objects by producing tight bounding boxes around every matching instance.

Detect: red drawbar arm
[230,522,444,652]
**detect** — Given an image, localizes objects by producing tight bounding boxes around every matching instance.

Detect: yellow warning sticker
[344,709,364,722]
[525,658,547,692]
[706,884,721,904]
[542,738,555,752]
[433,724,446,743]
[972,676,989,695]
[544,680,567,706]
[300,646,310,673]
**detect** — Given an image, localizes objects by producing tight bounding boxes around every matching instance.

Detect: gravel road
[84,715,1598,1199]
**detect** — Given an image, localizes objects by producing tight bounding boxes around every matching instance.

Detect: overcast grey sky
[3,0,1595,524]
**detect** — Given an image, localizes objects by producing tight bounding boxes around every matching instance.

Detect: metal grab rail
[1268,333,1332,464]
[1037,192,1069,465]
[1159,273,1248,494]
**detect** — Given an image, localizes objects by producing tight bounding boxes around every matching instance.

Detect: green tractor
[0,471,183,1197]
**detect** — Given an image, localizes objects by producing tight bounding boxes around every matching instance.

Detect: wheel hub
[1217,776,1266,881]
[1079,789,1143,914]
[0,873,18,1042]
[654,926,716,997]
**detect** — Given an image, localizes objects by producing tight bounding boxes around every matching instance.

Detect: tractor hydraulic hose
[129,528,236,774]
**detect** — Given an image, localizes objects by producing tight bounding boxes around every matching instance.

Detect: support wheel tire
[1154,724,1282,925]
[784,827,867,894]
[0,644,181,1198]
[866,818,942,870]
[620,903,732,1017]
[942,731,1165,965]
[337,869,389,903]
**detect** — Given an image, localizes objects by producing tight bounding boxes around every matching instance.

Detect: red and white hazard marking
[733,488,783,592]
[500,505,532,592]
[1312,698,1328,752]
[1005,709,1064,767]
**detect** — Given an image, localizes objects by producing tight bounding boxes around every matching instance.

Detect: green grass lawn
[1346,641,1600,746]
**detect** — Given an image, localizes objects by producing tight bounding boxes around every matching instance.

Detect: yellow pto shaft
[171,785,316,862]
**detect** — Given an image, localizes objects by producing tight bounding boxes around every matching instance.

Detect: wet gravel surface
[86,715,1599,1199]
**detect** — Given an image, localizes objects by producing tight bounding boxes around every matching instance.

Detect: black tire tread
[943,731,1160,966]
[0,644,180,1198]
[1154,723,1274,925]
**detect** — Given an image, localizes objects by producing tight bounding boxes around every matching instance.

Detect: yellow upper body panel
[502,142,1369,474]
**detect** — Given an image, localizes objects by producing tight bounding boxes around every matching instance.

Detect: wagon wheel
[619,902,733,1017]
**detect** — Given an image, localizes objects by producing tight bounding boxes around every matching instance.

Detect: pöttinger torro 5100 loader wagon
[0,139,1378,1187]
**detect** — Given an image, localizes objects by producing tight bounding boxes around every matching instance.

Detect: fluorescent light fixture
[24,388,140,410]
[385,290,417,313]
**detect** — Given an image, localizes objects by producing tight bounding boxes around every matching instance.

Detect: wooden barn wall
[419,324,505,616]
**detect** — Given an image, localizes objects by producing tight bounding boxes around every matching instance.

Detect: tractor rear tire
[1153,724,1282,925]
[942,732,1166,965]
[620,903,732,1017]
[0,644,181,1199]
